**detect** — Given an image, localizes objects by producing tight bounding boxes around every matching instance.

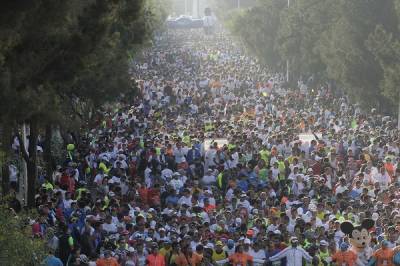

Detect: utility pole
[238,0,241,9]
[286,0,290,82]
[21,123,28,206]
[398,88,400,129]
[192,0,199,18]
[184,0,188,15]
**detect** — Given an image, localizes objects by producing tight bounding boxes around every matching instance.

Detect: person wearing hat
[370,240,394,266]
[269,237,313,266]
[125,247,138,266]
[331,242,357,266]
[212,240,229,263]
[316,240,331,266]
[96,250,119,266]
[225,239,236,256]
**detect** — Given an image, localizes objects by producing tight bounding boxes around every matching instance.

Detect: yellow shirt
[159,247,171,257]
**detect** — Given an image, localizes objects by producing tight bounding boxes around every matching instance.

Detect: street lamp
[286,0,290,82]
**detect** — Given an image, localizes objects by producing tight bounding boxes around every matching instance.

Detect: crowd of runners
[17,29,400,266]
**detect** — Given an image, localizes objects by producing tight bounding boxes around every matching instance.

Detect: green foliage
[211,0,258,20]
[0,202,46,266]
[278,0,338,77]
[226,0,285,68]
[0,0,168,125]
[223,0,400,113]
[0,0,169,207]
[317,0,397,111]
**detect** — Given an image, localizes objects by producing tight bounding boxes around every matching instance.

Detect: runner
[15,27,400,266]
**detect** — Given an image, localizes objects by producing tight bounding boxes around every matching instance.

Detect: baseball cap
[244,238,251,245]
[215,240,223,246]
[319,240,328,246]
[340,242,349,251]
[246,229,254,236]
[273,230,281,235]
[205,243,214,249]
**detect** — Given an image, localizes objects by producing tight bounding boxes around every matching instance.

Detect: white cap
[244,238,251,244]
[297,208,304,215]
[150,220,157,229]
[309,204,317,212]
[320,240,328,246]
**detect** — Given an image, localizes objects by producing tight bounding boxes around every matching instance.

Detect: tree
[317,0,398,111]
[0,0,168,207]
[277,0,339,79]
[226,0,285,68]
[365,1,400,111]
[221,0,400,113]
[0,201,47,265]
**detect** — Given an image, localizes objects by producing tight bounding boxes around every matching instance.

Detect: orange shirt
[147,254,165,266]
[96,257,120,266]
[373,248,394,266]
[385,163,394,178]
[190,252,203,266]
[175,253,189,266]
[331,250,357,266]
[229,252,253,266]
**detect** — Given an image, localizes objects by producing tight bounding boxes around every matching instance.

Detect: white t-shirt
[202,174,216,185]
[102,223,117,234]
[178,196,192,207]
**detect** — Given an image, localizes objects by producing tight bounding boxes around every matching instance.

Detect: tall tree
[277,0,339,79]
[222,0,400,113]
[0,0,168,207]
[317,0,397,111]
[226,0,285,68]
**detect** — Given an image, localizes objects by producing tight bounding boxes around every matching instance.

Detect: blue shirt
[42,255,63,266]
[237,179,249,192]
[165,195,179,205]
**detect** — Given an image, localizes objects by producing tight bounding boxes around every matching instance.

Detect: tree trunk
[43,124,53,181]
[26,119,38,208]
[1,123,12,196]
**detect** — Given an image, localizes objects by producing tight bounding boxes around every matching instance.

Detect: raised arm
[299,247,313,262]
[269,247,289,261]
